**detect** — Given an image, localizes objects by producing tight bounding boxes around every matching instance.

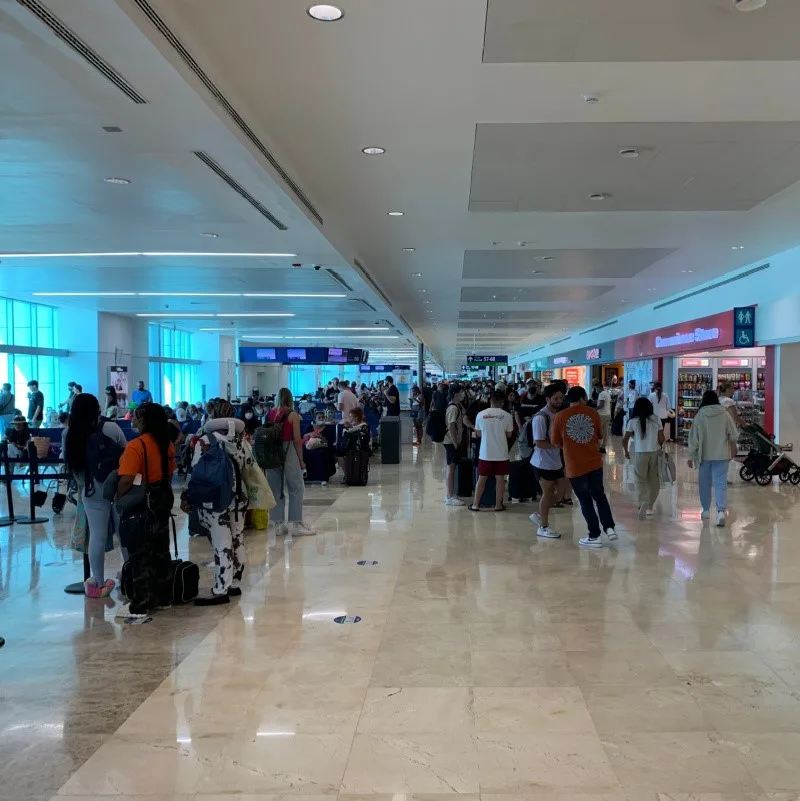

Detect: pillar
[417,342,425,387]
[775,343,800,447]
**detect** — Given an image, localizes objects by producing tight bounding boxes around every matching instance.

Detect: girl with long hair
[115,403,176,617]
[688,390,739,526]
[63,393,127,598]
[649,381,672,441]
[622,396,665,519]
[104,385,119,420]
[265,388,315,537]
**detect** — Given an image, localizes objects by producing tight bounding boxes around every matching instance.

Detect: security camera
[313,264,322,271]
[292,263,302,269]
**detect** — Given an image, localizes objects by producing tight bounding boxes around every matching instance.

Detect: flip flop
[468,506,481,512]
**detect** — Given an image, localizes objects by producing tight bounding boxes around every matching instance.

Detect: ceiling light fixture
[1,251,297,259]
[402,248,415,252]
[33,292,137,297]
[731,245,745,251]
[681,270,694,274]
[103,177,131,185]
[242,293,346,298]
[619,148,640,159]
[216,313,295,318]
[387,211,404,217]
[734,0,766,11]
[410,272,422,277]
[583,93,600,104]
[362,147,385,155]
[136,313,214,318]
[588,192,611,201]
[307,4,344,21]
[288,327,390,331]
[201,232,219,238]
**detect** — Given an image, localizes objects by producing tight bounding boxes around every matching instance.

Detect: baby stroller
[739,423,800,485]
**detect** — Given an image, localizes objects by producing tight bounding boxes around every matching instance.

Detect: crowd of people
[416,372,742,546]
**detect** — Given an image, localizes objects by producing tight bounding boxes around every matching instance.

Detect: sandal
[468,505,481,512]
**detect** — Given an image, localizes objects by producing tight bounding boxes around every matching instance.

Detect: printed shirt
[551,405,603,479]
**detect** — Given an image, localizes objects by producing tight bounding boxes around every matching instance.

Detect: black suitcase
[508,460,539,502]
[345,449,370,486]
[455,459,474,498]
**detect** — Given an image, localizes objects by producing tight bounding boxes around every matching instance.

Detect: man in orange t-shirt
[551,385,617,548]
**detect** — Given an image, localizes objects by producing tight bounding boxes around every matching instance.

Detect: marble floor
[4,439,800,800]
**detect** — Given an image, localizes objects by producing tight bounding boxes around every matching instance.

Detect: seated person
[337,407,372,477]
[2,415,31,457]
[302,420,329,449]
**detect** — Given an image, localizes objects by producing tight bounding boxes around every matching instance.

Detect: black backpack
[426,409,447,443]
[85,418,125,488]
[254,410,288,470]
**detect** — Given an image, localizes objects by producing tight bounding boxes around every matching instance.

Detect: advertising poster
[110,365,128,406]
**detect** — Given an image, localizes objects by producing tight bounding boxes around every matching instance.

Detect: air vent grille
[353,260,393,308]
[131,0,321,224]
[193,151,287,230]
[325,269,354,293]
[531,346,545,352]
[351,298,378,313]
[17,0,147,103]
[579,319,619,336]
[653,263,770,310]
[549,336,571,347]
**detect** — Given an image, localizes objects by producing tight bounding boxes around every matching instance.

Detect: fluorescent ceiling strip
[246,335,398,340]
[243,293,346,298]
[216,313,295,318]
[287,327,390,331]
[34,292,344,299]
[4,251,296,259]
[136,313,215,318]
[137,313,296,318]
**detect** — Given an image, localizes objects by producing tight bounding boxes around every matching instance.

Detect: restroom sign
[734,306,756,348]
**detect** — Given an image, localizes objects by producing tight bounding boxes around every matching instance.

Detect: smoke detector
[734,0,766,9]
[583,93,600,104]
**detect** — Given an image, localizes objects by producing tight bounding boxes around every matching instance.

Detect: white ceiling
[7,0,800,370]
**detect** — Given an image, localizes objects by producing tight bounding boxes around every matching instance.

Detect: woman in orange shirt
[115,404,176,619]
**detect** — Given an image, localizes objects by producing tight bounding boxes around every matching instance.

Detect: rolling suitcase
[474,467,497,508]
[345,449,370,486]
[455,459,474,498]
[508,460,538,502]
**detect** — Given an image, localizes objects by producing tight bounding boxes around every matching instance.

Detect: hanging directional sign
[733,306,756,348]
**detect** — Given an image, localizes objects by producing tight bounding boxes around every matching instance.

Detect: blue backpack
[186,435,235,513]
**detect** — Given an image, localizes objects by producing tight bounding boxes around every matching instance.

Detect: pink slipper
[84,578,102,599]
[99,579,115,598]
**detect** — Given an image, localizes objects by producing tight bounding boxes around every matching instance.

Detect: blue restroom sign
[734,306,756,348]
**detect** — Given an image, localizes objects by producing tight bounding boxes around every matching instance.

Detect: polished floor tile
[5,439,800,798]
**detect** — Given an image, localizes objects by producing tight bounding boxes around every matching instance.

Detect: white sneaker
[445,496,465,506]
[269,522,288,537]
[646,509,654,517]
[114,603,148,620]
[290,522,317,537]
[716,510,726,527]
[529,512,542,527]
[701,510,711,520]
[638,504,647,520]
[579,536,603,549]
[605,528,618,541]
[537,526,560,539]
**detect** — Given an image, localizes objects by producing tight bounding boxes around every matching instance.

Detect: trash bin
[380,416,401,464]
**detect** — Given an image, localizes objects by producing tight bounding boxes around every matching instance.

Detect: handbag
[659,449,677,484]
[168,515,199,604]
[242,460,276,511]
[116,443,170,549]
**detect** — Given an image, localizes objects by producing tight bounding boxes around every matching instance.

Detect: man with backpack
[529,383,570,540]
[443,383,466,506]
[184,401,253,605]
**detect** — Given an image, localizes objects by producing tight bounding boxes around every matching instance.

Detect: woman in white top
[649,382,671,439]
[623,397,665,519]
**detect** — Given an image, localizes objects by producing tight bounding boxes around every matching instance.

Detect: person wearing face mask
[63,393,127,598]
[240,402,259,437]
[0,383,14,438]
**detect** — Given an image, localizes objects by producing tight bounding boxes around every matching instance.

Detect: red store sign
[615,311,734,360]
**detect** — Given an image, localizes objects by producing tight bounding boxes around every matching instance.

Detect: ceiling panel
[470,122,800,212]
[483,0,800,63]
[459,310,570,322]
[462,248,675,280]
[460,285,612,303]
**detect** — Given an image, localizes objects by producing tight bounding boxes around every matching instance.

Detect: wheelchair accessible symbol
[738,329,753,346]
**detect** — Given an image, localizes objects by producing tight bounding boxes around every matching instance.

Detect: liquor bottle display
[677,368,713,445]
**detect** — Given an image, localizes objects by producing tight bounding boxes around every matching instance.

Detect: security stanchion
[0,443,16,526]
[16,441,49,525]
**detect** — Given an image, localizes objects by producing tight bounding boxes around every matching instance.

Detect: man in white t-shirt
[596,385,612,454]
[337,381,359,417]
[470,391,513,512]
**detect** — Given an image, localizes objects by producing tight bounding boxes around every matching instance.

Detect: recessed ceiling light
[618,148,640,159]
[588,192,611,201]
[681,270,694,274]
[583,93,599,104]
[387,211,404,217]
[104,177,131,185]
[402,248,416,252]
[732,245,745,250]
[539,256,555,262]
[418,289,427,293]
[734,0,766,11]
[411,272,422,277]
[362,147,385,155]
[648,287,656,291]
[201,232,219,238]
[307,4,344,21]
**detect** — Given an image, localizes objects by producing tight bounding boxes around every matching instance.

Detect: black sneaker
[194,594,230,607]
[227,587,243,597]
